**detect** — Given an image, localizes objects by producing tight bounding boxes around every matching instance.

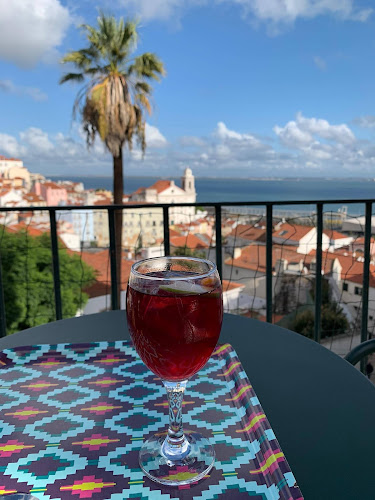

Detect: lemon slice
[159,282,210,295]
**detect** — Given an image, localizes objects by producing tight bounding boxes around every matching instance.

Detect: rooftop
[273,223,314,242]
[170,234,209,249]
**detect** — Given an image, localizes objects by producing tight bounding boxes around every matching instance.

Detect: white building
[0,188,23,207]
[273,222,330,255]
[324,230,353,251]
[129,168,197,225]
[0,155,23,174]
[0,155,31,190]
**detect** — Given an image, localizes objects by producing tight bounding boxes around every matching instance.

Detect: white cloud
[274,121,312,149]
[0,0,72,67]
[0,133,25,157]
[215,121,244,140]
[4,116,375,178]
[20,128,54,153]
[274,112,355,149]
[0,123,167,175]
[0,80,47,102]
[221,0,372,31]
[353,116,375,128]
[214,121,264,149]
[313,56,326,70]
[119,0,372,31]
[145,124,168,148]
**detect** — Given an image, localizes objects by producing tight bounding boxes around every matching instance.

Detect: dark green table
[1,312,374,500]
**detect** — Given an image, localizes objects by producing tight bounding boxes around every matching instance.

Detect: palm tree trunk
[113,149,123,307]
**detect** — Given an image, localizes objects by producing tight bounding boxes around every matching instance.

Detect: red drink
[127,271,223,381]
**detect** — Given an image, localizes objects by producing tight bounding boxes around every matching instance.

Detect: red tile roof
[169,228,181,237]
[0,155,21,161]
[78,250,135,297]
[94,199,112,206]
[170,234,209,250]
[132,187,146,195]
[307,249,375,285]
[222,280,245,292]
[225,244,305,273]
[150,180,172,193]
[229,224,266,242]
[333,253,375,287]
[351,237,375,245]
[42,182,65,190]
[273,223,314,242]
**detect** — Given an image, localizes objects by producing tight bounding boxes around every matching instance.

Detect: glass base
[139,430,215,486]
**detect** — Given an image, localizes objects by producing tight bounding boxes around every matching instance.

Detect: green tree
[311,277,331,305]
[172,247,206,259]
[1,230,95,334]
[292,303,348,340]
[292,310,315,338]
[60,13,165,301]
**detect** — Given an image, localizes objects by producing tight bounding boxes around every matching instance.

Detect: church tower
[181,168,195,194]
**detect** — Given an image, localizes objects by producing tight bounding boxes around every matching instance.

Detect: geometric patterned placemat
[0,342,303,499]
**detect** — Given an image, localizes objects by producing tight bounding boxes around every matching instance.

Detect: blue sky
[1,0,375,178]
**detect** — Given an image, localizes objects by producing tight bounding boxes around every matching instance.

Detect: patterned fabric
[0,342,303,499]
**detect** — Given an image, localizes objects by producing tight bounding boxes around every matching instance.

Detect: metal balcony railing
[0,199,373,348]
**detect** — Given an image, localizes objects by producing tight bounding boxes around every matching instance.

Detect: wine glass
[126,256,223,486]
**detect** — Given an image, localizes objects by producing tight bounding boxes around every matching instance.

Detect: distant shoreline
[50,175,375,182]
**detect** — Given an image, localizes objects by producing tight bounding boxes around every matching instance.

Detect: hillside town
[0,153,373,340]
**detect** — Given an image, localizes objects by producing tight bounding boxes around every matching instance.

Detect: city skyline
[1,1,375,178]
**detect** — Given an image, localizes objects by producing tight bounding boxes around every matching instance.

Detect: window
[152,221,156,226]
[355,287,362,296]
[279,230,288,236]
[343,283,348,292]
[235,269,239,275]
[370,316,374,321]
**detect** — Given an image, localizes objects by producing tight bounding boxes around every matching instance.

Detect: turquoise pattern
[0,341,303,499]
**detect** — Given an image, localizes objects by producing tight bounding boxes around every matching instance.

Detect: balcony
[0,198,374,360]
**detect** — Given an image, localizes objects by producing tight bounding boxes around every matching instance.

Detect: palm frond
[59,72,85,84]
[136,93,152,114]
[135,81,152,95]
[120,20,138,52]
[134,105,146,154]
[128,53,165,80]
[61,49,98,72]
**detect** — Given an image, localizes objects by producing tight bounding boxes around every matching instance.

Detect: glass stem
[162,380,191,461]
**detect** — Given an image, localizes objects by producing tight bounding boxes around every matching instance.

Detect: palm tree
[60,13,165,302]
